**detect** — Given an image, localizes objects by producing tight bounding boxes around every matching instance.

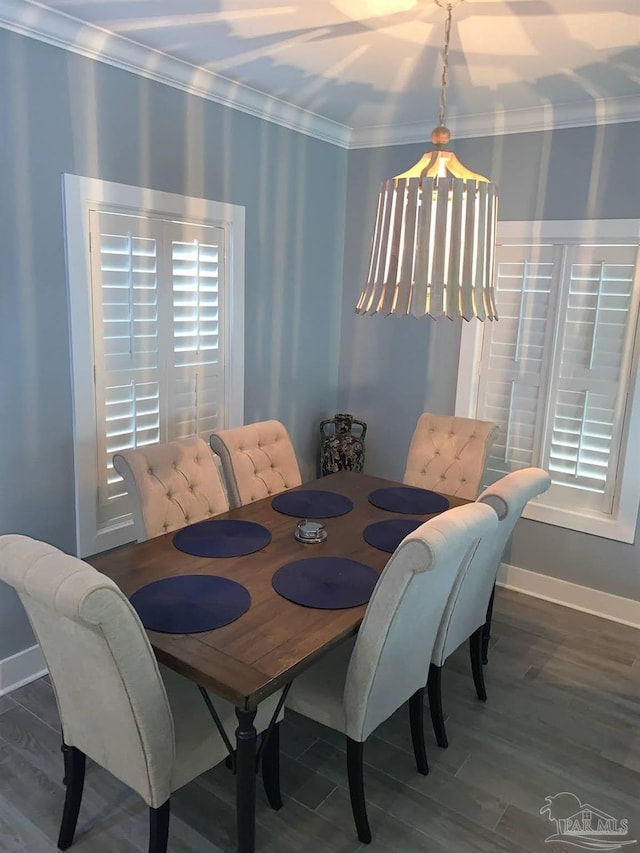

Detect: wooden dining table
[89,470,465,853]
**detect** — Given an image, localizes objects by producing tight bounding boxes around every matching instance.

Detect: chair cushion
[210,420,301,508]
[403,413,498,500]
[431,467,551,665]
[114,436,229,540]
[286,639,354,735]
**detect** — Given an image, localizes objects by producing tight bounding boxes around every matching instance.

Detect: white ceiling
[3,0,640,146]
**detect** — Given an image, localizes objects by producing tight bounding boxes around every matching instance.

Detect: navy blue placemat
[363,518,423,553]
[272,557,378,609]
[271,490,354,519]
[172,519,271,557]
[368,486,450,515]
[130,575,251,633]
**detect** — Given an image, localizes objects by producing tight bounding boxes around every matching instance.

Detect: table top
[89,471,465,708]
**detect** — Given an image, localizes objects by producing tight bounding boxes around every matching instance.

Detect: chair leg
[261,723,283,810]
[470,626,488,702]
[408,688,429,776]
[346,738,372,844]
[57,744,86,850]
[149,800,170,853]
[482,585,496,665]
[427,664,448,748]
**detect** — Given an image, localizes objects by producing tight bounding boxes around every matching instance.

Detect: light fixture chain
[438,4,454,128]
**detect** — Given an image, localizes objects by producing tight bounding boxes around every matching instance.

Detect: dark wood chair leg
[408,688,429,776]
[57,744,86,850]
[261,722,283,810]
[470,626,488,702]
[346,738,372,844]
[149,800,170,853]
[482,585,496,665]
[427,663,448,748]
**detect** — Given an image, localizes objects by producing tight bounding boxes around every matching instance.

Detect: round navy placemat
[272,557,378,609]
[130,575,251,633]
[368,486,450,515]
[172,519,271,558]
[363,518,423,553]
[271,490,354,519]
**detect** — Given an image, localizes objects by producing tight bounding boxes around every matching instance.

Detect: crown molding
[1,0,639,151]
[348,94,640,148]
[0,0,352,147]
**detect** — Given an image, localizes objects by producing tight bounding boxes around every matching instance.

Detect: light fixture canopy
[356,0,498,321]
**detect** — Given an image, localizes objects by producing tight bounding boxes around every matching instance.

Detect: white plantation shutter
[90,211,161,529]
[543,244,640,513]
[167,222,224,439]
[89,211,227,534]
[477,244,562,486]
[64,176,244,557]
[472,226,640,527]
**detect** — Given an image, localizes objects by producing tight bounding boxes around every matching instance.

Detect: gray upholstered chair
[0,534,282,853]
[403,412,498,500]
[113,435,229,541]
[428,467,551,748]
[209,420,302,508]
[282,502,498,844]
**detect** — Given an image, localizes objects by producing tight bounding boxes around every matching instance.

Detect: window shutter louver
[476,244,561,486]
[544,244,640,512]
[167,222,225,440]
[475,235,640,519]
[89,212,227,532]
[65,175,245,557]
[90,211,162,528]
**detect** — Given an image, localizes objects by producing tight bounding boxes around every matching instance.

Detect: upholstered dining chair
[0,534,283,853]
[280,502,499,844]
[427,467,551,748]
[113,435,229,541]
[209,420,302,508]
[403,412,498,500]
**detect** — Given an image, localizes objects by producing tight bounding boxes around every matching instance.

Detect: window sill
[523,500,636,544]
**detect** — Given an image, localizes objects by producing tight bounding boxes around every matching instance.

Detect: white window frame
[456,218,640,543]
[63,175,245,557]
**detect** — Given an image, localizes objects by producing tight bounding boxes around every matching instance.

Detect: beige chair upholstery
[427,467,551,748]
[113,436,229,541]
[0,534,282,851]
[403,412,498,499]
[210,420,302,508]
[283,501,498,843]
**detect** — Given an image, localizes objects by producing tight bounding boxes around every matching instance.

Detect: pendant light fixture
[356,0,498,321]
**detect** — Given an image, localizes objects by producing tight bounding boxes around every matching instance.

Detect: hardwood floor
[0,588,638,852]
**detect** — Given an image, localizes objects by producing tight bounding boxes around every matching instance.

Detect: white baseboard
[0,644,48,696]
[496,562,640,630]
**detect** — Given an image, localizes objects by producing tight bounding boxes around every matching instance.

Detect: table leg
[235,706,257,853]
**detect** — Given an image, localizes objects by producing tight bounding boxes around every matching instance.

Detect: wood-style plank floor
[0,588,638,852]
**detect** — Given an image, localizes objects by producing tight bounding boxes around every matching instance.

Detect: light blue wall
[1,27,638,666]
[0,30,346,658]
[339,122,640,601]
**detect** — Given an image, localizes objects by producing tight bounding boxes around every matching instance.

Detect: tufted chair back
[431,467,551,666]
[210,420,302,508]
[0,534,175,807]
[113,436,229,541]
[403,412,498,500]
[343,502,498,741]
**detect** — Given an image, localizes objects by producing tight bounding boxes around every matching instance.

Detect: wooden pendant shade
[356,148,499,321]
[356,0,499,322]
